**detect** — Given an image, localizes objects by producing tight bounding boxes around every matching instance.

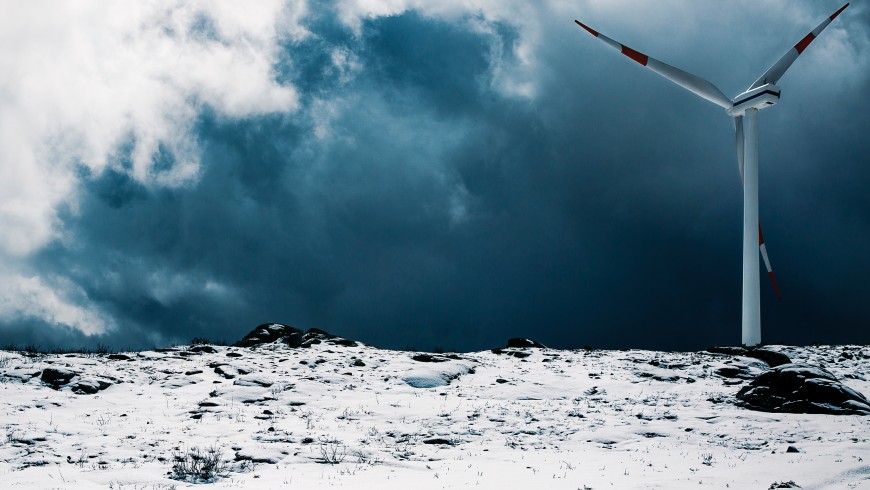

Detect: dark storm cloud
[7,1,869,351]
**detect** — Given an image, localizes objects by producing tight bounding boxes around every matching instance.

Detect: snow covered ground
[1,341,868,489]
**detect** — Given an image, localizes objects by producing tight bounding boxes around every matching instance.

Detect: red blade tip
[574,20,599,37]
[831,3,849,20]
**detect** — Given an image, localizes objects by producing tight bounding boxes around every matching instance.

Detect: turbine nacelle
[727,83,781,117]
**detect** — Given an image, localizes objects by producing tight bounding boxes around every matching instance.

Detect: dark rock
[226,352,243,358]
[107,354,131,361]
[234,323,357,348]
[746,349,791,368]
[715,365,756,379]
[234,451,280,464]
[707,346,748,356]
[185,370,203,376]
[302,328,357,347]
[352,359,366,367]
[412,354,448,363]
[235,323,302,347]
[303,327,333,340]
[768,481,801,489]
[214,365,237,379]
[233,377,273,388]
[71,379,112,394]
[423,438,455,445]
[786,446,800,453]
[737,363,870,415]
[707,346,791,367]
[506,338,547,349]
[491,348,532,358]
[301,437,314,444]
[189,345,217,354]
[41,368,76,388]
[329,338,358,347]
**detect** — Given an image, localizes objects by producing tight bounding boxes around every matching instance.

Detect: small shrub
[171,446,229,482]
[318,439,346,465]
[701,452,714,466]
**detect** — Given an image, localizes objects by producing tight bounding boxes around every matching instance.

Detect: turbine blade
[574,20,732,109]
[758,224,783,298]
[748,3,849,90]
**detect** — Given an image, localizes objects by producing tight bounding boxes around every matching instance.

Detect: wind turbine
[574,4,849,346]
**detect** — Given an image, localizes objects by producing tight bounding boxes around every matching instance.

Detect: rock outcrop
[737,363,870,415]
[506,338,547,349]
[40,368,76,388]
[707,346,791,367]
[234,324,357,348]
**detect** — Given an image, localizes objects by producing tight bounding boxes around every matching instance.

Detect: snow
[0,343,868,489]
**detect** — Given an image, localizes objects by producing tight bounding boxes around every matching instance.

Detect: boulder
[235,324,302,347]
[707,346,747,356]
[412,354,448,363]
[71,378,112,395]
[707,346,791,367]
[301,328,358,347]
[189,345,217,354]
[506,338,547,348]
[234,324,357,348]
[41,368,76,388]
[746,349,791,368]
[715,365,756,379]
[737,363,870,415]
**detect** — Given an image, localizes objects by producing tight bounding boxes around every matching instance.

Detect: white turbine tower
[574,4,849,346]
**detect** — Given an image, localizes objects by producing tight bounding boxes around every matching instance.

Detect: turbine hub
[727,83,781,117]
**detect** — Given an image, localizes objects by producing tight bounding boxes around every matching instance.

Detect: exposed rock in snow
[506,338,547,348]
[234,323,358,348]
[707,346,791,367]
[737,363,870,415]
[70,378,112,394]
[234,323,303,347]
[40,368,76,388]
[411,353,449,363]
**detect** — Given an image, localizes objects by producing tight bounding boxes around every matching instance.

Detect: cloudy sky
[1,0,867,351]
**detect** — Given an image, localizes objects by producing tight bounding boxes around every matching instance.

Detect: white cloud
[0,0,304,258]
[0,273,111,336]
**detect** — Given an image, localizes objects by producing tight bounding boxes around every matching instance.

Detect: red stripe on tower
[574,20,599,37]
[830,3,849,20]
[795,33,816,54]
[621,45,648,66]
